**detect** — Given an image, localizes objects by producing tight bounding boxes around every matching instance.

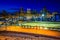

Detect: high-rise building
[40,7,48,21]
[55,14,60,21]
[19,7,25,16]
[26,8,32,21]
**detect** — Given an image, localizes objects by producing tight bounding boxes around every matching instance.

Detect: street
[0,31,60,40]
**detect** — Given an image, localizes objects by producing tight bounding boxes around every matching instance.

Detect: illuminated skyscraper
[40,7,48,21]
[26,8,32,21]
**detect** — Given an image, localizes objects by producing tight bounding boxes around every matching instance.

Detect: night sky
[0,0,60,13]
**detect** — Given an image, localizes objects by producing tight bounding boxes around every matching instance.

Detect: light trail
[0,26,60,38]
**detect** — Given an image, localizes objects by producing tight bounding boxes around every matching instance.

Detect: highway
[0,26,60,39]
[0,31,60,40]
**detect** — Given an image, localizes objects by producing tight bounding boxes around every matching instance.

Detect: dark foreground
[0,31,60,40]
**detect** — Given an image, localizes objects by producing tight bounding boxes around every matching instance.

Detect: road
[0,31,60,40]
[0,26,60,40]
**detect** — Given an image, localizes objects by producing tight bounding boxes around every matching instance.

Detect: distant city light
[42,14,44,16]
[44,27,48,30]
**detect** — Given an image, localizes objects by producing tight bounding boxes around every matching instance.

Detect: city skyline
[0,7,60,14]
[0,0,60,13]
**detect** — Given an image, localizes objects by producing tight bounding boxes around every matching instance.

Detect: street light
[42,14,45,17]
